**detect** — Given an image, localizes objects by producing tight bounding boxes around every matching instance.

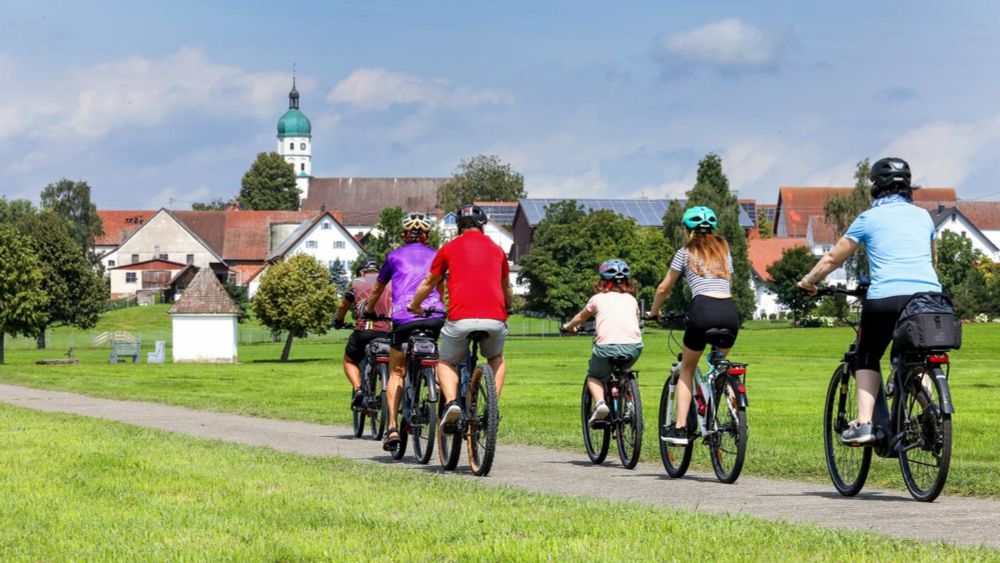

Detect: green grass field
[2,306,998,497]
[0,403,992,560]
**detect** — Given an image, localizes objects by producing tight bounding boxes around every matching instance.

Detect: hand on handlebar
[643,311,660,321]
[333,319,345,330]
[797,278,819,299]
[560,323,577,335]
[406,302,424,315]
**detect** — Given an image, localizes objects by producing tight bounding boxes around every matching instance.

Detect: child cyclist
[646,206,740,445]
[562,259,643,425]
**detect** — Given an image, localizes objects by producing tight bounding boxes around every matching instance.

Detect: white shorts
[438,319,508,366]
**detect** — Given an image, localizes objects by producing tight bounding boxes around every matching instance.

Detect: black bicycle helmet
[358,259,379,274]
[869,157,912,199]
[456,204,488,230]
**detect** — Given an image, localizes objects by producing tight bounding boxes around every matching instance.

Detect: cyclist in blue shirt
[798,157,941,444]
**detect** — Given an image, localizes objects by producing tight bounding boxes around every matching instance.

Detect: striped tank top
[670,247,733,297]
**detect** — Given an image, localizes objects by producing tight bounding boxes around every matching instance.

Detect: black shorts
[684,296,740,351]
[345,330,389,363]
[390,318,445,350]
[855,294,913,371]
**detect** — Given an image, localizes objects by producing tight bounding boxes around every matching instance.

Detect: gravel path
[1,382,997,549]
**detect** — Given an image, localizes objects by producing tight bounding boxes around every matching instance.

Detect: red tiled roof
[109,259,187,271]
[776,187,956,237]
[95,210,156,246]
[302,177,445,225]
[171,209,318,261]
[748,238,810,281]
[956,202,1000,230]
[229,262,265,285]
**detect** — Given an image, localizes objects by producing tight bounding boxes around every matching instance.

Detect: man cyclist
[798,157,941,444]
[408,204,513,436]
[364,213,446,452]
[333,259,391,410]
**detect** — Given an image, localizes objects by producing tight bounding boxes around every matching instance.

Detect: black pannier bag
[893,293,962,351]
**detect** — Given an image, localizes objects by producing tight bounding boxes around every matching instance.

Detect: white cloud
[327,68,512,111]
[723,142,780,191]
[527,167,610,199]
[658,18,787,72]
[880,117,1000,187]
[144,185,212,209]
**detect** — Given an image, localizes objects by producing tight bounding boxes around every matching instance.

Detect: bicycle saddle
[468,330,490,341]
[705,328,736,349]
[609,355,633,366]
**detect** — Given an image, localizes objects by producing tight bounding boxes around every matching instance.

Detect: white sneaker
[440,401,462,435]
[589,400,609,425]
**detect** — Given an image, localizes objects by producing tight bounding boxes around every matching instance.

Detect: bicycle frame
[401,331,439,420]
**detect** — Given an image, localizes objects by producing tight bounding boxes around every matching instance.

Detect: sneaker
[440,401,462,435]
[841,421,875,445]
[351,389,364,409]
[588,400,609,426]
[661,425,689,445]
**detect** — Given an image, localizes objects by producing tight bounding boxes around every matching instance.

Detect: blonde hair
[686,232,730,278]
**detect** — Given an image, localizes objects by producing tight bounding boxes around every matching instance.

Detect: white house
[931,206,1000,261]
[169,267,241,363]
[439,215,527,295]
[748,238,811,319]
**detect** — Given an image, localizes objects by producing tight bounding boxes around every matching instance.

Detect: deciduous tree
[40,179,104,259]
[252,253,338,361]
[0,197,36,224]
[766,246,819,324]
[237,152,300,211]
[437,154,526,214]
[192,197,231,210]
[823,159,872,277]
[0,226,49,364]
[661,199,692,314]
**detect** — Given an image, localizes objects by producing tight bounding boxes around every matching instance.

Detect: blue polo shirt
[844,198,942,299]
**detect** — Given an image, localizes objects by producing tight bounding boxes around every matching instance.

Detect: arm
[648,269,682,317]
[562,306,595,333]
[932,239,938,269]
[334,298,351,327]
[364,280,387,315]
[408,272,444,314]
[501,276,514,312]
[797,236,859,296]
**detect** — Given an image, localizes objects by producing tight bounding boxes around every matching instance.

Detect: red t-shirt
[430,230,509,321]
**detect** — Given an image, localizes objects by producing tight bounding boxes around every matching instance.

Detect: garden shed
[168,267,241,363]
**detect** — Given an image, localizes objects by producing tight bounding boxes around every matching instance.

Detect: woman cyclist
[797,157,941,445]
[562,259,643,426]
[646,206,740,445]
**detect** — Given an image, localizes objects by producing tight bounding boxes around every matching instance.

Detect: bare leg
[487,354,506,398]
[343,355,361,391]
[437,361,459,403]
[855,368,880,424]
[386,349,406,430]
[675,346,704,429]
[586,377,605,403]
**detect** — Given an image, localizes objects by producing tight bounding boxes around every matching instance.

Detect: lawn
[0,403,992,560]
[2,307,998,497]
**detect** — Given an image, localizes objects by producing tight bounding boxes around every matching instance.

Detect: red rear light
[375,357,390,363]
[737,385,746,393]
[420,359,438,367]
[928,354,950,365]
[728,367,746,376]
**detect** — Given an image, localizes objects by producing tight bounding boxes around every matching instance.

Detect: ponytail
[685,233,730,278]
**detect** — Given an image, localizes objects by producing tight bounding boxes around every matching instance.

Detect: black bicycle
[656,312,749,483]
[817,282,954,502]
[578,357,644,469]
[353,332,391,440]
[382,312,441,464]
[437,330,499,476]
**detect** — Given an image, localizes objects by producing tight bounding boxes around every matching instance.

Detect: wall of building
[109,266,183,297]
[113,213,216,269]
[284,216,362,274]
[937,215,999,260]
[171,315,238,363]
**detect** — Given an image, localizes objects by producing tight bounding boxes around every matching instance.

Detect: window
[300,142,306,150]
[186,254,194,265]
[108,260,116,268]
[289,142,294,150]
[300,163,305,172]
[821,245,832,253]
[321,221,331,230]
[306,240,318,249]
[131,254,139,264]
[333,241,345,249]
[125,272,137,284]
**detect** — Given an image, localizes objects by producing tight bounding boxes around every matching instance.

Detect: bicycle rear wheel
[581,382,610,464]
[437,396,462,470]
[410,367,437,465]
[824,364,871,496]
[658,376,693,478]
[709,380,747,483]
[467,365,498,476]
[369,363,387,440]
[615,376,643,469]
[897,368,952,502]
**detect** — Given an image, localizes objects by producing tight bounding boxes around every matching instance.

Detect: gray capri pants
[438,319,508,366]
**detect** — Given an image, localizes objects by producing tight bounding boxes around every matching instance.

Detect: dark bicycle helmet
[682,206,718,230]
[869,157,912,199]
[358,259,379,274]
[599,258,631,282]
[456,204,488,230]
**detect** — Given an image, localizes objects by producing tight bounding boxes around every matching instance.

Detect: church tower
[276,75,312,200]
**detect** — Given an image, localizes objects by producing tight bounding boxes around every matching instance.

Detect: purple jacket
[378,242,445,325]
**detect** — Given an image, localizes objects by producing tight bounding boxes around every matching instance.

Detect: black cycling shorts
[390,318,445,350]
[855,294,913,371]
[684,295,740,352]
[345,330,389,363]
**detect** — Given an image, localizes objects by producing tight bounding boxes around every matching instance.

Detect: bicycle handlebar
[814,285,868,298]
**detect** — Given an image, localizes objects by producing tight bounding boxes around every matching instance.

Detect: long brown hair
[686,232,730,278]
[592,279,637,296]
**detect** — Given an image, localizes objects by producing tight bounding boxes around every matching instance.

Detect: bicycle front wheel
[467,364,498,476]
[581,381,610,464]
[824,364,871,496]
[410,367,437,465]
[709,380,747,483]
[658,376,693,478]
[615,376,643,469]
[369,363,387,440]
[897,367,952,502]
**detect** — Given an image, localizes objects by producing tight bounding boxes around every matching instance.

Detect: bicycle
[656,312,749,484]
[381,311,441,464]
[436,330,499,476]
[816,282,954,502]
[334,320,391,440]
[579,356,644,469]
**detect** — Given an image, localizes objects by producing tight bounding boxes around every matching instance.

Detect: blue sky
[3,1,1000,209]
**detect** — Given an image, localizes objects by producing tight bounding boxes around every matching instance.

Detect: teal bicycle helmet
[682,206,718,230]
[598,259,631,282]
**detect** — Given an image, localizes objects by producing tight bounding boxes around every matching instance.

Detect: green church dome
[277,109,311,137]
